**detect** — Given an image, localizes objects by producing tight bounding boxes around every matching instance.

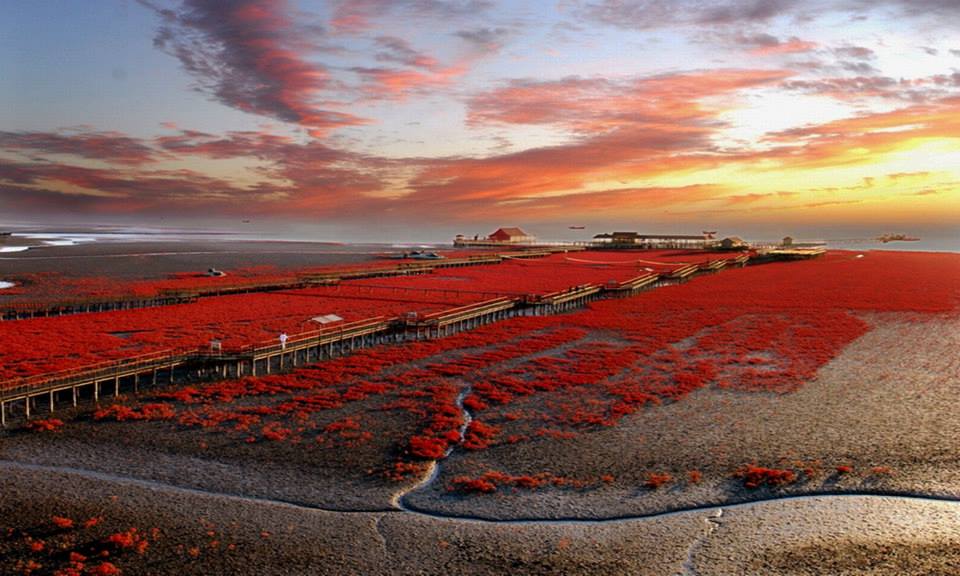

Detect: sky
[1,0,959,242]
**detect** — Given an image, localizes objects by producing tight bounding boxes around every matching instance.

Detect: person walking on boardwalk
[279,332,288,350]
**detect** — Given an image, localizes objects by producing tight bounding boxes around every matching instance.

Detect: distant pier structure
[593,232,711,249]
[454,227,826,259]
[454,227,715,249]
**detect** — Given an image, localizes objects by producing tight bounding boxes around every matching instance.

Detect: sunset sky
[1,0,959,241]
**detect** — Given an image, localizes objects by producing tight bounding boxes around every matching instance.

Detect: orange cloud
[750,37,818,56]
[757,95,960,169]
[469,68,793,134]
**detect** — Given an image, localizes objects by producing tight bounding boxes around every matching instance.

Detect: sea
[0,224,957,290]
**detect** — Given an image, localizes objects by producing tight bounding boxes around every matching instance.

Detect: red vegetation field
[350,250,743,296]
[0,284,480,381]
[0,250,742,383]
[0,249,490,304]
[9,250,960,493]
[1,266,294,305]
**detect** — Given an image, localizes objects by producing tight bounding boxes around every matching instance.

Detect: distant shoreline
[1,227,957,254]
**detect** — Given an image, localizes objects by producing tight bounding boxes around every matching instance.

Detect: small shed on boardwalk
[488,227,534,243]
[719,236,747,250]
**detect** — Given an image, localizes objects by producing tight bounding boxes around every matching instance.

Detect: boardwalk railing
[417,297,517,327]
[0,349,188,397]
[531,284,603,306]
[610,273,660,293]
[0,295,202,321]
[666,263,700,281]
[700,259,728,272]
[235,316,393,359]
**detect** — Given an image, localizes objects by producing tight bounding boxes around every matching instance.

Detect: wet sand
[3,464,960,575]
[404,314,960,519]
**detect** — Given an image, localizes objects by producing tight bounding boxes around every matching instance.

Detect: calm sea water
[825,237,960,253]
[1,226,957,255]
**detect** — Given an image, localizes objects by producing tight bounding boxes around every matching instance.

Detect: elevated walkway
[2,251,768,427]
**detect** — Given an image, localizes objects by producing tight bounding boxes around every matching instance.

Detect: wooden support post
[49,391,55,413]
[1,401,5,428]
[72,386,78,407]
[94,381,99,402]
[25,396,31,419]
[114,376,120,397]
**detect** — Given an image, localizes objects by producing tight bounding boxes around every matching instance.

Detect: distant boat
[569,226,585,230]
[0,232,11,237]
[409,251,445,260]
[877,233,919,243]
[388,250,446,260]
[242,219,251,223]
[702,230,717,239]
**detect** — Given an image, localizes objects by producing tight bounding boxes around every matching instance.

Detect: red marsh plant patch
[5,515,161,576]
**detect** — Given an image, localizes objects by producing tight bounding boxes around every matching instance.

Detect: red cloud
[144,0,366,136]
[352,64,468,100]
[6,68,952,226]
[0,130,160,165]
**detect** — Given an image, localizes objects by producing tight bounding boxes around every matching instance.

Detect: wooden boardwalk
[0,251,759,426]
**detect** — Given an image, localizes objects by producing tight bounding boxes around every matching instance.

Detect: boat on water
[387,250,446,260]
[877,233,920,243]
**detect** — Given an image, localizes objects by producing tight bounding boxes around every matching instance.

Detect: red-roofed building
[488,227,534,243]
